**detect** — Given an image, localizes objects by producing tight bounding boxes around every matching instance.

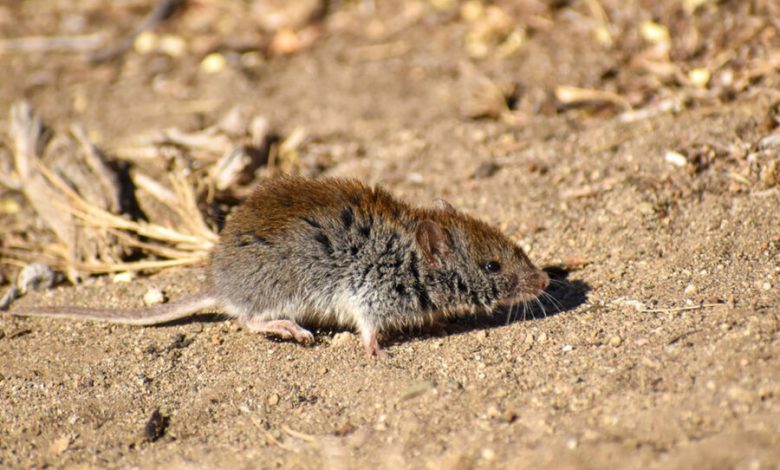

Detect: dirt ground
[1,1,779,468]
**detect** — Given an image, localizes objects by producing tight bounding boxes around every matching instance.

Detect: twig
[34,161,212,249]
[169,172,218,243]
[132,171,180,208]
[70,125,120,212]
[1,247,203,273]
[352,41,410,61]
[0,257,27,268]
[74,257,203,273]
[263,431,298,452]
[667,329,701,345]
[555,85,632,110]
[639,303,721,314]
[107,229,201,259]
[0,33,105,54]
[88,0,186,63]
[618,95,686,123]
[561,177,619,199]
[9,102,80,280]
[281,425,317,443]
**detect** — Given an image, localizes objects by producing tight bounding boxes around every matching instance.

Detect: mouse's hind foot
[243,318,314,344]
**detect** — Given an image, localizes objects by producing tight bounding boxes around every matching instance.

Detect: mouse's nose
[535,270,550,291]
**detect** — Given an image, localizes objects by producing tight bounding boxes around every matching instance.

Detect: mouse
[7,176,550,357]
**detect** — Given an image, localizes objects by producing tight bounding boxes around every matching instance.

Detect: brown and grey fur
[9,176,549,357]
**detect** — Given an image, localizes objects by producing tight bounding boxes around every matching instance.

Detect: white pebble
[112,272,135,283]
[143,288,166,306]
[331,331,354,347]
[200,53,226,73]
[17,263,56,294]
[664,151,687,167]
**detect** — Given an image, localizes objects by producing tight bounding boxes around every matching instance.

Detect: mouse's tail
[7,291,219,326]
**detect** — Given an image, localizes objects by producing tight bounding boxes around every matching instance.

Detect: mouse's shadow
[390,266,590,345]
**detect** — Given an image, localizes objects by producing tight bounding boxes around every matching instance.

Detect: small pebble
[684,283,697,295]
[501,409,518,423]
[158,34,187,57]
[641,20,670,44]
[637,202,655,215]
[133,31,157,54]
[201,53,226,73]
[142,409,167,442]
[688,67,710,88]
[609,335,622,347]
[406,172,425,184]
[486,404,501,419]
[267,393,279,406]
[561,344,573,353]
[664,150,687,167]
[143,288,166,306]
[0,197,20,215]
[112,272,135,283]
[331,331,354,348]
[17,263,57,294]
[762,282,771,291]
[49,435,71,456]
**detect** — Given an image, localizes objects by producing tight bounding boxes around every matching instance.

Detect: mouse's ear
[415,220,453,268]
[432,198,455,213]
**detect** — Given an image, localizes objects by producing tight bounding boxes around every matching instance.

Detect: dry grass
[2,102,217,280]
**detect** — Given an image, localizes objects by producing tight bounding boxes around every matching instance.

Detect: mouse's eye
[483,261,502,273]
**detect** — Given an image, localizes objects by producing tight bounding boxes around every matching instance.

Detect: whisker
[540,291,563,313]
[534,297,547,319]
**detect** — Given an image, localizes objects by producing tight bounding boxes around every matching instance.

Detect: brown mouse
[7,176,549,357]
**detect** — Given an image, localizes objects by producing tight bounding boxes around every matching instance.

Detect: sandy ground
[1,1,779,468]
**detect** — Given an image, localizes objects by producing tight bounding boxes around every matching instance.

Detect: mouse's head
[416,199,549,312]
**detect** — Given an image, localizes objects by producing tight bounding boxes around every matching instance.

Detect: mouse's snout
[534,269,550,292]
[508,268,549,302]
[521,269,549,295]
